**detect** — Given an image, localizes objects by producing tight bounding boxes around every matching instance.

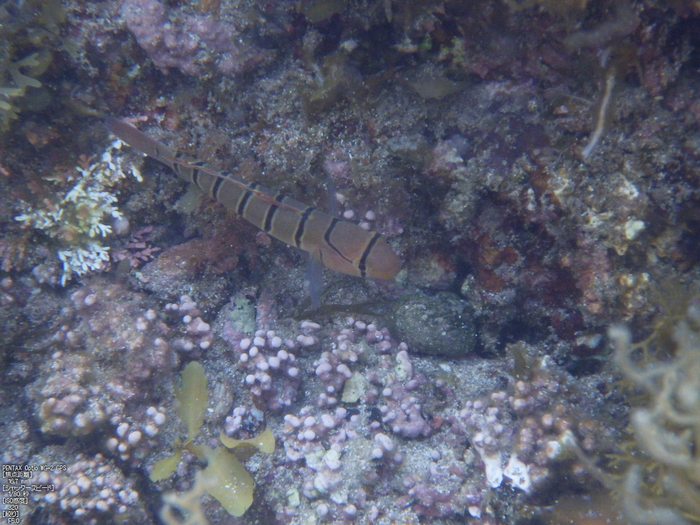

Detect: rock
[392,292,476,357]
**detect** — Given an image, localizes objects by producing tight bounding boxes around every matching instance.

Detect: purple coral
[163,295,214,355]
[29,453,146,521]
[121,0,265,76]
[106,406,167,463]
[27,286,218,440]
[235,327,303,411]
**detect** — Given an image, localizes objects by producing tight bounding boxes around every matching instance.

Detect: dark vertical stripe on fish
[295,207,314,248]
[263,204,279,233]
[237,189,253,216]
[324,217,352,263]
[211,176,224,199]
[358,232,381,278]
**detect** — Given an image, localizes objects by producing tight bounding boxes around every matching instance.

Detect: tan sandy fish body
[106,119,401,279]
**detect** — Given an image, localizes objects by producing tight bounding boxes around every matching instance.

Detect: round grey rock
[392,292,476,357]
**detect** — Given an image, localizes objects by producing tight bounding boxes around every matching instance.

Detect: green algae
[188,445,254,517]
[150,449,184,482]
[0,0,64,133]
[176,362,208,445]
[220,428,275,455]
[152,361,275,520]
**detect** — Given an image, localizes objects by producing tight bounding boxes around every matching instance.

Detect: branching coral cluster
[106,406,167,463]
[246,318,454,522]
[235,328,304,411]
[450,359,598,494]
[611,302,700,525]
[15,140,142,285]
[217,315,616,523]
[28,453,146,522]
[18,285,227,522]
[8,272,621,525]
[164,295,214,355]
[28,285,215,440]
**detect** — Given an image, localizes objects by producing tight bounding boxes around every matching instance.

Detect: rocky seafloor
[2,0,700,524]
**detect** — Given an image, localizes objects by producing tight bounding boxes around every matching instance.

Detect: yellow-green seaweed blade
[177,362,208,444]
[150,450,183,482]
[202,447,254,517]
[219,428,275,454]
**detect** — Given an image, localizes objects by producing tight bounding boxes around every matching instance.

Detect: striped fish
[105,118,401,280]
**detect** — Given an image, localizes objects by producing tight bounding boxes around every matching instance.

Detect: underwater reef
[2,0,700,524]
